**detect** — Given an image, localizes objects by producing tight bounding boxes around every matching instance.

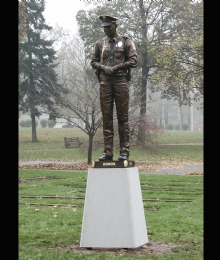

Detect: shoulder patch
[92,45,96,54]
[131,41,136,51]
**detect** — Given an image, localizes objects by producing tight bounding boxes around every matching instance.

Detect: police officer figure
[91,15,138,161]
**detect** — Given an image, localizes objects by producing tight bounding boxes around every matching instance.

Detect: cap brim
[101,21,112,27]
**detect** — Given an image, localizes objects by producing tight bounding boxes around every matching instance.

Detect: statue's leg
[100,75,114,157]
[114,76,130,158]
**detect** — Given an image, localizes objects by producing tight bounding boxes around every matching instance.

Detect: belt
[100,69,128,76]
[115,69,128,76]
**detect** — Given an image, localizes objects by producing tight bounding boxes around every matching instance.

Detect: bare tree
[42,33,102,164]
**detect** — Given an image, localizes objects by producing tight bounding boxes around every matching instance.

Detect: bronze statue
[91,15,138,161]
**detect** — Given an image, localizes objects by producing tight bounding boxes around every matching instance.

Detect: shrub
[182,123,189,131]
[175,124,180,130]
[25,119,31,127]
[19,119,31,127]
[40,119,48,128]
[92,115,163,153]
[19,120,26,127]
[165,123,174,130]
[48,119,56,128]
[62,125,74,128]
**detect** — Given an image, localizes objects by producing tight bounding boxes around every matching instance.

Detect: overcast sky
[43,0,90,34]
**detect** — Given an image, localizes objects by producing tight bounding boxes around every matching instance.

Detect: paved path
[158,143,203,146]
[19,160,203,175]
[152,163,203,175]
[19,160,79,165]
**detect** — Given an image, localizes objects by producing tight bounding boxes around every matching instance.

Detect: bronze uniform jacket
[91,33,138,71]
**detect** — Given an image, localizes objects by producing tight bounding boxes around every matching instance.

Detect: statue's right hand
[103,66,114,75]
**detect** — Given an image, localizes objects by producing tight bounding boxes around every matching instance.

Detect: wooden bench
[64,137,83,148]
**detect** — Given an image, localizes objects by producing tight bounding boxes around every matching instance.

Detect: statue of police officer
[91,15,138,161]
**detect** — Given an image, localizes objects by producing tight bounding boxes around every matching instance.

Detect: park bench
[64,137,83,148]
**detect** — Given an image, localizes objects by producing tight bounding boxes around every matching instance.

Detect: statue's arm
[91,42,105,70]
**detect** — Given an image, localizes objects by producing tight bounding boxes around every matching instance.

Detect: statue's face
[103,24,116,38]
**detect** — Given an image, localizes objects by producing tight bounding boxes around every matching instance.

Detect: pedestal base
[92,160,135,168]
[80,167,148,248]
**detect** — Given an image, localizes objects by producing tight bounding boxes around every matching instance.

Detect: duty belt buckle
[116,70,123,76]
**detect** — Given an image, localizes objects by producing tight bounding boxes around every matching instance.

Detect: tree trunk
[139,0,148,117]
[189,92,194,131]
[160,101,165,130]
[187,91,194,131]
[180,106,183,130]
[28,32,38,142]
[177,103,183,130]
[87,134,93,164]
[188,105,190,126]
[164,104,168,125]
[67,116,71,125]
[31,112,38,142]
[137,0,149,140]
[190,106,193,131]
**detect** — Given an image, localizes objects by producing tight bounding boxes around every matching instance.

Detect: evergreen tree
[19,0,61,142]
[19,0,28,42]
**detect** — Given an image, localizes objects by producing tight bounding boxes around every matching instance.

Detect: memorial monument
[80,15,148,249]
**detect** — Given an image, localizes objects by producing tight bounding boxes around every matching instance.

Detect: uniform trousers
[99,72,130,158]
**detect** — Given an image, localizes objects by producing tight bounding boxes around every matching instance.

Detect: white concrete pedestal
[80,167,148,248]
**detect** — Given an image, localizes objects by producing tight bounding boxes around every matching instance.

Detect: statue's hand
[103,66,115,75]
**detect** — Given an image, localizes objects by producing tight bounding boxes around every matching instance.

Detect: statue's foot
[99,153,113,161]
[118,154,128,160]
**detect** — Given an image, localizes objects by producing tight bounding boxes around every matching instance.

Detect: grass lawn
[19,128,203,259]
[19,169,203,259]
[156,130,203,144]
[19,128,203,164]
[19,145,203,164]
[19,128,203,150]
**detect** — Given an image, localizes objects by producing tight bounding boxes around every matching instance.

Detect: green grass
[19,128,203,163]
[19,128,203,150]
[156,130,203,144]
[19,128,203,258]
[19,128,88,150]
[19,145,203,163]
[19,169,203,259]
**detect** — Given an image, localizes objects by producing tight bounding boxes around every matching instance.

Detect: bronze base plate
[92,160,135,168]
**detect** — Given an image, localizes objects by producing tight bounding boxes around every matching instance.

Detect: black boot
[99,153,113,161]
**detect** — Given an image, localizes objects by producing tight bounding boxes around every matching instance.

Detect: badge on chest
[116,41,123,47]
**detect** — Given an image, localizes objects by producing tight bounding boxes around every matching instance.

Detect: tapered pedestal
[80,167,148,248]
